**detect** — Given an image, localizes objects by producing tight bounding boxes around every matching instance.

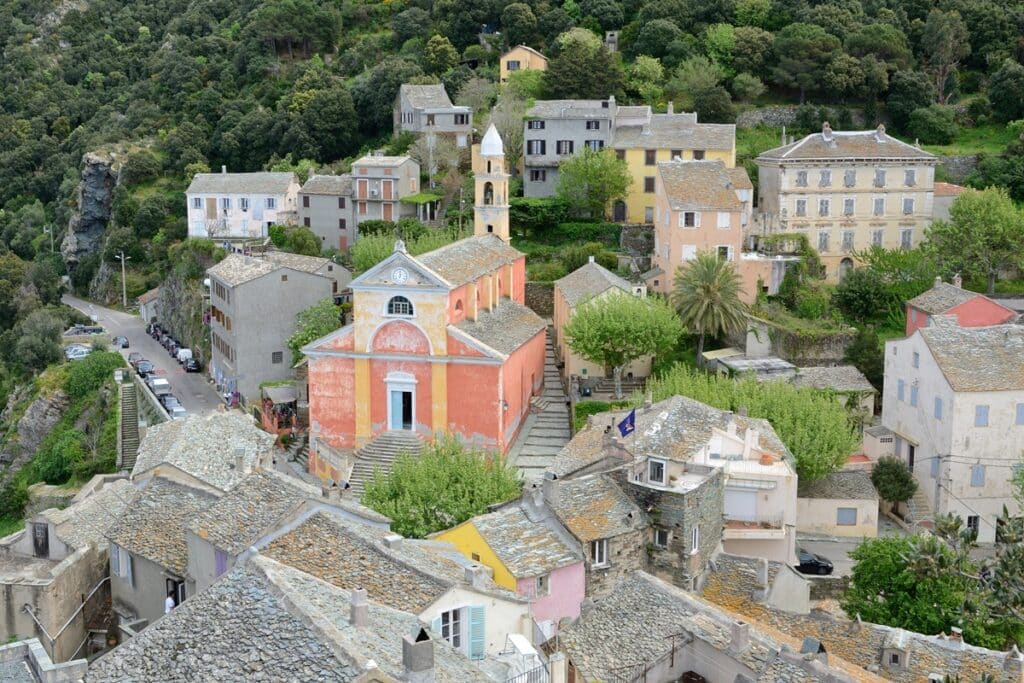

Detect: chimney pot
[730,621,750,652]
[588,255,595,263]
[350,587,369,628]
[952,273,962,288]
[403,627,435,683]
[221,165,227,174]
[667,101,674,115]
[934,275,942,288]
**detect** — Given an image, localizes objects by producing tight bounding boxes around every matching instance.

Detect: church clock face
[391,267,409,284]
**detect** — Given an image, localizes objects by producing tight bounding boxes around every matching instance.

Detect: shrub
[356,219,398,237]
[907,105,958,145]
[509,197,571,235]
[527,261,568,282]
[119,150,162,186]
[832,268,888,323]
[547,222,621,246]
[871,456,917,504]
[562,242,618,272]
[64,351,124,400]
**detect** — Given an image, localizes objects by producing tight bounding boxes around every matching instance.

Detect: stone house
[185,169,300,240]
[553,257,650,386]
[393,84,472,148]
[349,154,423,224]
[796,470,879,539]
[0,477,134,663]
[136,287,160,324]
[207,251,350,402]
[791,365,877,424]
[755,123,938,282]
[87,555,494,682]
[297,174,356,250]
[905,275,1016,336]
[500,45,547,83]
[883,316,1024,542]
[931,181,966,221]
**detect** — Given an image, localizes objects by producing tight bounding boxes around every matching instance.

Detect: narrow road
[62,294,220,416]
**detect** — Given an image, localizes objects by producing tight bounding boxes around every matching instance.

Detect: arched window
[455,299,463,313]
[387,296,414,316]
[483,182,494,206]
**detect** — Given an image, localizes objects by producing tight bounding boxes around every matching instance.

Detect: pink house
[905,276,1016,336]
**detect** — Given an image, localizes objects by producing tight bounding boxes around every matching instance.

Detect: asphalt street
[62,294,220,416]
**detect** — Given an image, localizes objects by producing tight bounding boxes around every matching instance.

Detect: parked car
[176,348,193,364]
[64,345,91,361]
[147,377,172,396]
[160,395,182,410]
[184,358,202,373]
[136,360,155,377]
[64,325,105,337]
[112,335,129,348]
[168,405,187,420]
[796,547,833,575]
[127,352,144,366]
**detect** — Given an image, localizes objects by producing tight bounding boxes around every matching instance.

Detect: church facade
[303,126,547,481]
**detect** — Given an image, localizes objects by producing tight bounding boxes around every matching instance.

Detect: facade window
[680,211,697,228]
[536,574,549,595]
[670,149,682,159]
[844,169,856,187]
[426,114,435,126]
[842,231,854,252]
[873,197,885,216]
[897,379,905,401]
[215,550,228,577]
[967,516,980,534]
[339,197,346,209]
[795,170,808,187]
[644,207,654,222]
[615,149,626,160]
[903,197,915,215]
[111,544,134,587]
[302,195,310,208]
[904,169,916,186]
[586,120,601,130]
[454,113,469,125]
[506,60,520,71]
[693,150,705,160]
[910,385,918,407]
[843,198,855,216]
[931,457,939,478]
[643,177,655,193]
[1017,403,1024,425]
[529,170,547,182]
[682,245,697,261]
[303,217,310,227]
[471,552,480,561]
[280,274,288,282]
[526,140,545,155]
[818,198,830,216]
[971,464,986,487]
[585,139,604,151]
[874,169,886,187]
[265,197,276,209]
[272,351,283,364]
[591,539,608,567]
[220,197,231,210]
[358,201,367,215]
[240,197,249,211]
[556,140,574,155]
[912,351,919,368]
[339,218,347,230]
[691,526,700,553]
[441,609,462,649]
[648,459,666,484]
[192,197,202,209]
[717,211,730,228]
[819,170,832,187]
[717,245,732,261]
[817,231,830,252]
[645,150,657,165]
[836,508,857,526]
[975,404,989,427]
[387,296,414,316]
[872,229,884,247]
[527,120,545,130]
[934,397,943,420]
[890,653,901,666]
[900,229,913,250]
[653,529,669,548]
[795,199,807,217]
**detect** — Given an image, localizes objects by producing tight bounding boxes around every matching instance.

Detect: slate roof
[186,171,297,195]
[187,469,320,556]
[657,160,745,211]
[43,478,137,551]
[466,505,581,578]
[555,260,633,308]
[797,470,877,500]
[301,173,353,196]
[131,412,277,492]
[728,166,754,190]
[701,554,1016,683]
[417,234,524,287]
[106,478,217,575]
[919,318,1024,392]
[453,298,545,357]
[549,474,647,543]
[612,114,735,150]
[86,555,492,682]
[907,282,983,314]
[527,99,610,119]
[206,253,275,287]
[0,659,35,683]
[791,366,876,393]
[401,84,456,110]
[757,126,935,161]
[262,250,334,275]
[559,571,851,682]
[352,154,414,168]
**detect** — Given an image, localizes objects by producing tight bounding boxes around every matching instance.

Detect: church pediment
[350,247,449,290]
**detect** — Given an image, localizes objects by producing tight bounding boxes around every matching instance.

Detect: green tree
[832,268,887,323]
[287,298,342,363]
[733,27,774,78]
[871,456,917,505]
[693,85,735,123]
[731,73,765,102]
[579,0,623,30]
[555,147,632,219]
[564,293,680,398]
[544,29,625,98]
[703,23,736,75]
[771,23,841,102]
[852,246,938,322]
[886,71,936,132]
[735,0,771,27]
[629,56,666,104]
[908,105,958,144]
[921,10,970,104]
[393,8,431,45]
[362,437,522,538]
[424,35,459,75]
[989,59,1024,123]
[667,56,726,108]
[844,326,883,391]
[351,230,467,273]
[501,4,539,46]
[14,309,63,371]
[284,226,322,256]
[634,20,684,60]
[925,187,1024,294]
[843,23,913,72]
[671,251,747,361]
[487,91,528,175]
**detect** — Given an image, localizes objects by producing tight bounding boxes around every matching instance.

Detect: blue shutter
[971,465,985,487]
[468,606,486,660]
[931,457,939,478]
[1017,404,1024,425]
[431,616,442,635]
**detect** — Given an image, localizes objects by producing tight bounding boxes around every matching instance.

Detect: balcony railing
[605,631,693,683]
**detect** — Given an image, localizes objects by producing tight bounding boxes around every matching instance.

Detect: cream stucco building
[500,45,547,83]
[755,123,937,281]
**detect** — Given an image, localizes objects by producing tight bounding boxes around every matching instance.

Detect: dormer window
[387,296,414,316]
[648,459,666,484]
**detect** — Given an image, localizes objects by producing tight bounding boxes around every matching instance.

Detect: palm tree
[671,252,748,363]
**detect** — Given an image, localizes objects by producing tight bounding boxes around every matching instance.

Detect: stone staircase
[903,485,935,531]
[348,431,425,497]
[508,328,571,481]
[594,376,647,397]
[117,382,140,472]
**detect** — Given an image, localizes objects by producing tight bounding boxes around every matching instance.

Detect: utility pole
[114,251,130,309]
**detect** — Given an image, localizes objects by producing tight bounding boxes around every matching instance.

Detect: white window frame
[874,169,886,188]
[818,198,830,217]
[843,197,855,216]
[904,169,916,186]
[795,170,808,187]
[648,458,666,485]
[900,229,913,250]
[220,197,231,210]
[844,169,856,187]
[191,197,202,209]
[690,527,700,555]
[716,245,733,261]
[872,229,884,247]
[873,196,885,216]
[842,231,854,252]
[265,197,276,209]
[527,120,545,130]
[795,199,807,217]
[679,211,698,228]
[817,231,830,252]
[590,539,609,567]
[440,608,463,650]
[535,574,549,595]
[897,379,905,402]
[1017,403,1024,425]
[653,528,669,548]
[819,169,832,187]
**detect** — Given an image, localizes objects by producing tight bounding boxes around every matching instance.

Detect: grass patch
[0,516,22,538]
[920,124,1017,156]
[737,125,784,163]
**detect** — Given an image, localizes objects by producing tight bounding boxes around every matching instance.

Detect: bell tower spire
[474,124,510,242]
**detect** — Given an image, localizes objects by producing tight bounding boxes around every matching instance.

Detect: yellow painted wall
[433,521,518,590]
[500,46,548,83]
[619,147,735,223]
[352,289,448,355]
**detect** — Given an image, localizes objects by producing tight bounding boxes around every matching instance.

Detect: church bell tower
[474,124,510,242]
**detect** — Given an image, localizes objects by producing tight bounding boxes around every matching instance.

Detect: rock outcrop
[61,151,118,275]
[0,388,70,488]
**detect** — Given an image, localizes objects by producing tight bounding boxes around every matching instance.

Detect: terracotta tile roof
[907,282,983,314]
[453,298,545,357]
[791,366,875,393]
[933,181,967,197]
[136,287,160,305]
[417,234,523,287]
[301,173,353,196]
[919,318,1024,392]
[797,470,877,500]
[554,260,633,308]
[186,171,297,195]
[467,505,581,578]
[757,127,935,161]
[657,160,744,211]
[401,84,458,110]
[106,478,217,575]
[612,114,735,151]
[549,474,647,543]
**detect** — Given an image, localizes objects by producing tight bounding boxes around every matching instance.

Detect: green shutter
[468,605,486,660]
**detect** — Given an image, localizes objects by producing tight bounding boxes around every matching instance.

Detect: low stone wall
[525,282,554,318]
[808,574,850,600]
[736,106,865,129]
[619,224,654,257]
[25,482,77,517]
[937,155,978,183]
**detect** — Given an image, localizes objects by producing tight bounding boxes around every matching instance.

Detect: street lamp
[114,251,131,309]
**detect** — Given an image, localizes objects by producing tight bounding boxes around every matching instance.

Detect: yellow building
[499,45,547,83]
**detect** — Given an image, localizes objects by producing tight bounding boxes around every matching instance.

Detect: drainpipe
[23,576,111,657]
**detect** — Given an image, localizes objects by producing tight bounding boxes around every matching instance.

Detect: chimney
[327,481,342,503]
[542,472,561,509]
[350,587,368,628]
[383,534,403,549]
[934,275,942,288]
[730,621,750,652]
[234,447,247,474]
[522,484,547,523]
[666,101,674,115]
[952,273,962,288]
[221,165,227,174]
[874,124,886,142]
[781,126,786,146]
[949,626,962,642]
[257,449,274,471]
[403,627,435,683]
[821,121,833,142]
[725,411,736,435]
[744,427,760,456]
[464,564,492,587]
[788,135,794,145]
[588,255,595,264]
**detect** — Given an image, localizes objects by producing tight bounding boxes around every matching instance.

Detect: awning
[264,385,296,404]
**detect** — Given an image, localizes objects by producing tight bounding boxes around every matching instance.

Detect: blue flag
[617,409,636,437]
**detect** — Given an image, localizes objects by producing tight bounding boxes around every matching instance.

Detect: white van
[176,348,193,364]
[148,378,172,396]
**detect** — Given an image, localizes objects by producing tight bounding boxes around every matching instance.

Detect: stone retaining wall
[937,155,978,183]
[525,282,554,317]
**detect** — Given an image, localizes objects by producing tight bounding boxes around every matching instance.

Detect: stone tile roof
[301,173,353,196]
[0,659,34,683]
[87,555,492,682]
[417,234,523,288]
[44,478,137,551]
[453,298,545,357]
[728,166,754,190]
[560,571,850,682]
[555,260,633,308]
[106,478,217,575]
[791,366,876,393]
[187,469,320,556]
[701,554,1016,682]
[611,114,735,150]
[797,470,877,500]
[186,171,297,195]
[136,287,160,305]
[206,253,275,287]
[657,160,744,211]
[352,154,414,168]
[131,412,277,492]
[527,99,610,119]
[758,126,935,161]
[549,474,647,543]
[907,282,982,314]
[919,318,1024,391]
[467,505,581,578]
[262,250,333,274]
[401,84,456,110]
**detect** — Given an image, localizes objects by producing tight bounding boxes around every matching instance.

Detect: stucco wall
[300,193,356,250]
[796,497,878,537]
[111,551,193,631]
[621,146,735,223]
[422,586,530,657]
[517,561,585,626]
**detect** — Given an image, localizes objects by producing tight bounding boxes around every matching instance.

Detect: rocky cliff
[61,151,118,276]
[0,387,70,489]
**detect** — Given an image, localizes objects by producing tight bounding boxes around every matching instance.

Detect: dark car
[136,360,155,377]
[127,352,144,367]
[113,335,129,348]
[796,547,833,575]
[184,358,202,373]
[160,394,182,410]
[167,342,180,357]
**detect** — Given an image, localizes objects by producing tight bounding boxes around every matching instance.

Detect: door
[724,489,758,523]
[907,443,915,470]
[401,392,413,429]
[613,201,626,222]
[32,523,49,558]
[382,202,393,221]
[390,390,413,430]
[205,197,216,219]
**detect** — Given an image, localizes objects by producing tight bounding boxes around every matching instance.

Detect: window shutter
[468,606,486,660]
[125,554,134,588]
[431,615,442,634]
[694,212,701,227]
